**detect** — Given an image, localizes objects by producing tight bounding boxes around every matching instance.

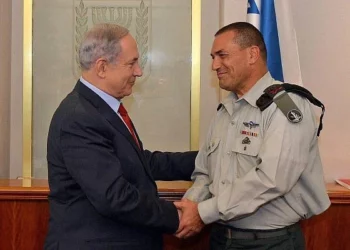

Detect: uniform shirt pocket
[232,135,262,157]
[206,138,221,177]
[231,135,262,178]
[207,138,220,156]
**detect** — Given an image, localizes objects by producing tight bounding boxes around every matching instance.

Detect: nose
[212,57,220,71]
[134,62,143,77]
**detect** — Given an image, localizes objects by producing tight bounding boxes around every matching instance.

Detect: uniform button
[231,121,235,125]
[226,151,231,155]
[221,181,225,185]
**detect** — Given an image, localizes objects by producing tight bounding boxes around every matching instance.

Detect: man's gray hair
[79,23,129,70]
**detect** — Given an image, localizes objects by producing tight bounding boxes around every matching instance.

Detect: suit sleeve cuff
[198,197,219,224]
[165,202,180,234]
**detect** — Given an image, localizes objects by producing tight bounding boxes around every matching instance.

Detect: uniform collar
[220,92,237,117]
[241,72,274,108]
[219,72,274,115]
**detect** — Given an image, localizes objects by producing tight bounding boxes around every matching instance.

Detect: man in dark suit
[44,23,197,250]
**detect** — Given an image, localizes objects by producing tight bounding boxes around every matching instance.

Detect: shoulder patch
[287,109,303,123]
[258,82,325,136]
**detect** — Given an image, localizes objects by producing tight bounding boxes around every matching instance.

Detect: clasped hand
[174,198,205,239]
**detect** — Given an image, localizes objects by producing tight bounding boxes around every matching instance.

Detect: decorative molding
[74,0,88,76]
[91,7,133,28]
[2,181,350,204]
[73,0,151,79]
[328,191,350,204]
[136,0,149,69]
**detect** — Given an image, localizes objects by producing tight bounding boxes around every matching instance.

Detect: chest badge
[243,121,259,129]
[241,130,258,137]
[242,137,251,145]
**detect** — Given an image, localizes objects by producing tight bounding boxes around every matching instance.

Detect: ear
[95,58,108,78]
[247,46,260,65]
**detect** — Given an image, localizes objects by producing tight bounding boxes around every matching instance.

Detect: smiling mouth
[217,72,226,78]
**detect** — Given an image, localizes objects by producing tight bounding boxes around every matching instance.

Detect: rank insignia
[243,121,259,129]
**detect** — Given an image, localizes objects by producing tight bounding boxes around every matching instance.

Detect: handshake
[173,198,205,239]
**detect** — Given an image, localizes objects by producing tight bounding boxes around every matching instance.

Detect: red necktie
[118,103,140,148]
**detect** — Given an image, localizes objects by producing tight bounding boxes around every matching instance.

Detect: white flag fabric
[247,0,302,85]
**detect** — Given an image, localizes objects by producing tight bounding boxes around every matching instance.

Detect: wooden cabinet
[0,180,349,250]
[0,180,49,250]
[299,188,350,250]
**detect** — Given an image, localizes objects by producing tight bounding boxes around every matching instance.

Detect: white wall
[0,0,11,178]
[199,0,221,146]
[9,0,23,179]
[291,0,350,181]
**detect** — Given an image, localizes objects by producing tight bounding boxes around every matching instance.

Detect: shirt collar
[220,72,274,115]
[241,72,274,108]
[220,92,237,117]
[80,77,121,114]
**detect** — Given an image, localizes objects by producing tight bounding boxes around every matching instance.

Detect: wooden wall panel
[0,180,349,250]
[300,204,350,250]
[0,201,49,250]
[0,201,14,249]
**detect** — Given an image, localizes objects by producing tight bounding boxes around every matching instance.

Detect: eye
[129,59,140,66]
[128,61,136,67]
[218,53,228,58]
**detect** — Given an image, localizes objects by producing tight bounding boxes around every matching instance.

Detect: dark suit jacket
[44,81,197,250]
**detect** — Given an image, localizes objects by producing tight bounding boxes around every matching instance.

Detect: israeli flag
[247,0,302,84]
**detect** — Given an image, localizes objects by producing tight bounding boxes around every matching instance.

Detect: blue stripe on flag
[247,0,260,14]
[260,0,284,81]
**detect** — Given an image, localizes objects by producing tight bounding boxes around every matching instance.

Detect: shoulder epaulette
[256,83,325,136]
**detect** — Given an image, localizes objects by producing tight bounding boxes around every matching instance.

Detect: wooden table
[0,180,349,250]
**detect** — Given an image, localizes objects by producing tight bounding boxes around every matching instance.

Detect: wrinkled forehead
[118,34,139,58]
[211,31,238,53]
[119,34,138,50]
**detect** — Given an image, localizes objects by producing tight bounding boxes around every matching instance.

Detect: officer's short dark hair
[215,22,267,62]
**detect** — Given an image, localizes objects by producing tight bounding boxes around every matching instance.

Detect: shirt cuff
[183,189,193,200]
[198,197,219,224]
[183,188,200,202]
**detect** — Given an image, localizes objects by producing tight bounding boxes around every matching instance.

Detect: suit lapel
[74,81,154,181]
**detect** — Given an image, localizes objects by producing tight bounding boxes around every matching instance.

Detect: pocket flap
[207,138,220,155]
[232,136,261,157]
